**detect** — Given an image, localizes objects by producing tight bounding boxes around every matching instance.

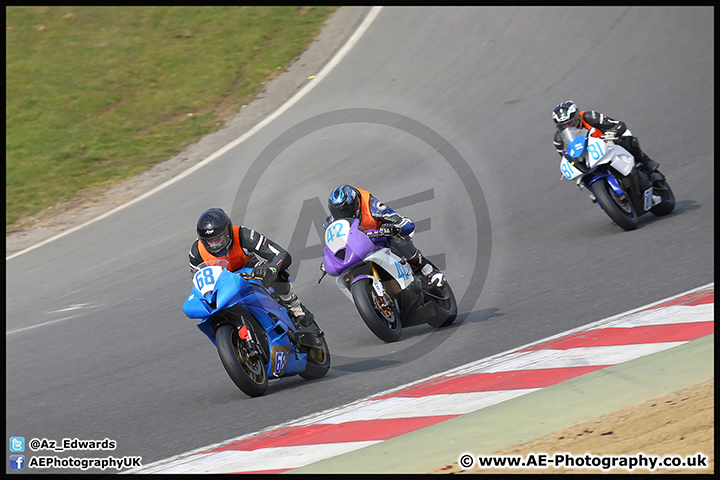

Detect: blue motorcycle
[182,259,330,397]
[559,127,675,231]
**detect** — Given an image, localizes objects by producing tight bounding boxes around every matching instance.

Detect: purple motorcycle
[320,217,457,343]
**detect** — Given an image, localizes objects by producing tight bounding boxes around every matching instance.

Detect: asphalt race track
[6,7,713,474]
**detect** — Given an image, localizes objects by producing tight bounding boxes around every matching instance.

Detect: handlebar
[238,271,261,281]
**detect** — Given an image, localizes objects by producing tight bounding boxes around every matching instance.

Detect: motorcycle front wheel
[591,179,639,231]
[351,278,402,343]
[216,323,268,397]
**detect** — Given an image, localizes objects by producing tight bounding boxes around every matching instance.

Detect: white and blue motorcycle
[559,127,675,231]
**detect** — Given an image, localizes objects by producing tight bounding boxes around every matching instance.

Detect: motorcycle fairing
[360,250,414,291]
[323,218,377,277]
[588,173,625,197]
[607,145,634,177]
[182,267,309,377]
[566,136,586,159]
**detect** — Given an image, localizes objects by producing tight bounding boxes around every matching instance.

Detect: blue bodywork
[566,135,586,159]
[564,134,626,199]
[182,267,308,377]
[589,172,625,197]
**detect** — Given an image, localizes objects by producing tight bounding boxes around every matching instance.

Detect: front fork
[355,263,395,316]
[582,173,628,204]
[583,172,660,211]
[578,180,597,203]
[235,318,265,365]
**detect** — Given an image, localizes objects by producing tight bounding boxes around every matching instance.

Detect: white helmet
[552,101,580,129]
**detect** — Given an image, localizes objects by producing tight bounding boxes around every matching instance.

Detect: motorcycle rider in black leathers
[189,208,313,327]
[552,100,660,173]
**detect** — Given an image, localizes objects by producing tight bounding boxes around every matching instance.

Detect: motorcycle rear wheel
[650,176,675,216]
[299,325,331,380]
[429,281,458,328]
[216,323,268,397]
[351,278,402,343]
[591,179,639,231]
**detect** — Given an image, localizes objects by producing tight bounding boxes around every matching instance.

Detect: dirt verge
[432,379,714,474]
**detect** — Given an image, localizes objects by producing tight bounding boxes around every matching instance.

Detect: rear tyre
[591,179,639,231]
[299,326,331,380]
[216,324,268,397]
[351,278,402,343]
[430,281,458,328]
[650,176,675,216]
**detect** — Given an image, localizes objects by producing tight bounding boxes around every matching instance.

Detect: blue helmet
[328,185,359,219]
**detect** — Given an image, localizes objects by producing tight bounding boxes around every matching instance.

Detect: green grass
[6,6,337,231]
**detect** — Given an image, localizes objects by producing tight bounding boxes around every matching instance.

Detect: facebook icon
[10,455,25,470]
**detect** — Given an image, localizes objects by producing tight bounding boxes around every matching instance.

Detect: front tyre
[650,176,675,216]
[591,179,639,231]
[351,278,402,343]
[216,324,268,397]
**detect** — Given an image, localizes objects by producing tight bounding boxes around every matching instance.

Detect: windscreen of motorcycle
[560,126,584,146]
[565,136,586,159]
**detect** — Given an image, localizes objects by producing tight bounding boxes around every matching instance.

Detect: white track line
[6,7,384,262]
[128,282,713,474]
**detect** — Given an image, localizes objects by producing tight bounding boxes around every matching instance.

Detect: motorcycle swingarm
[288,326,325,350]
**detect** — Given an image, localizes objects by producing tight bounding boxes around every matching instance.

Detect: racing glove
[378,223,402,237]
[252,263,279,287]
[601,128,621,142]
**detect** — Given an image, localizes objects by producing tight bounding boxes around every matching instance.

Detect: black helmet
[552,100,580,130]
[328,185,359,220]
[196,208,233,254]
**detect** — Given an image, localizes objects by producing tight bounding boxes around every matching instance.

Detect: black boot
[295,304,315,328]
[622,136,659,173]
[276,286,313,328]
[422,263,446,296]
[407,250,424,271]
[640,156,660,173]
[409,251,445,295]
